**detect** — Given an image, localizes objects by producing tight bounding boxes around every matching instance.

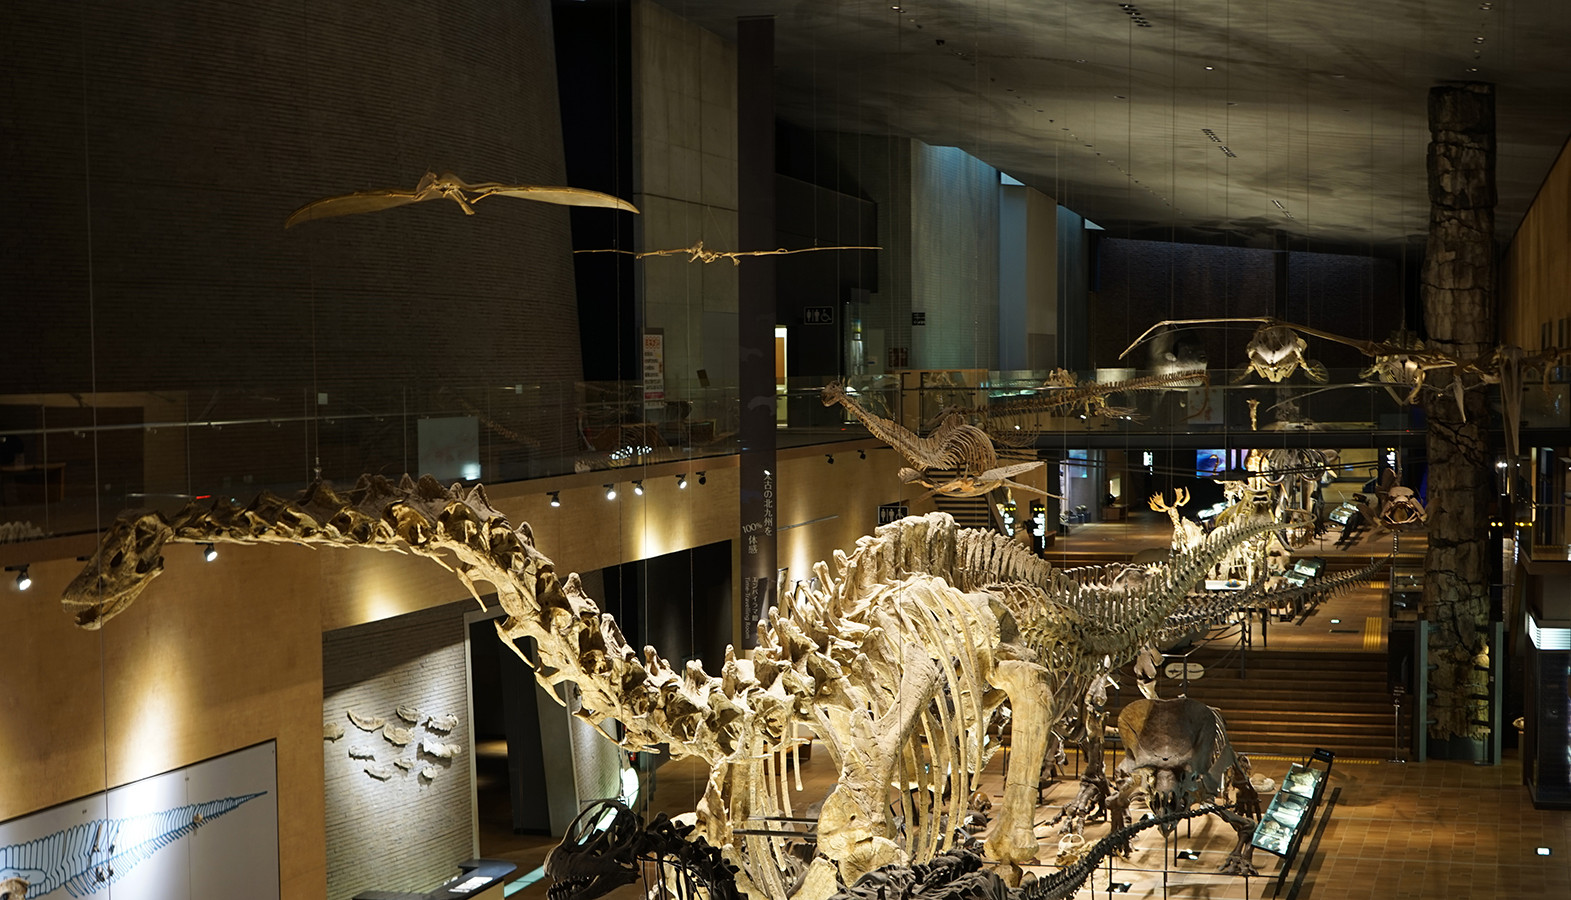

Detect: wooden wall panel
[1504,137,1571,348]
[1,550,327,899]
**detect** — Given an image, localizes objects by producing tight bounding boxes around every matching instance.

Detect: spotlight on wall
[633,480,644,496]
[604,484,617,501]
[826,454,835,464]
[7,564,31,591]
[549,491,561,507]
[677,474,688,489]
[697,471,707,485]
[201,542,218,562]
[858,449,866,459]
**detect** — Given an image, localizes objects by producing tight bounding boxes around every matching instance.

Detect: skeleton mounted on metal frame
[284,170,640,228]
[61,476,1384,899]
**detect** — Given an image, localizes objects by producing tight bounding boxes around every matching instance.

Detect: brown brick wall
[1,0,583,398]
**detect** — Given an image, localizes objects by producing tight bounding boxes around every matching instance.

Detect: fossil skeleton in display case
[284,170,638,228]
[346,709,384,732]
[347,745,377,761]
[61,475,1383,898]
[426,713,458,733]
[395,705,423,724]
[324,722,344,742]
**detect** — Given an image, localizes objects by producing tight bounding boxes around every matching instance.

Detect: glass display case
[1390,565,1424,618]
[1252,753,1332,858]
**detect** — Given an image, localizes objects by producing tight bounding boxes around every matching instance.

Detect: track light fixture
[858,449,866,459]
[604,484,617,500]
[826,454,835,464]
[677,474,688,489]
[201,542,218,562]
[548,491,561,507]
[697,471,707,485]
[633,480,644,496]
[7,564,31,591]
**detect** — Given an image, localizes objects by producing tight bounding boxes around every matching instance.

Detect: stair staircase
[930,493,995,530]
[1112,648,1400,761]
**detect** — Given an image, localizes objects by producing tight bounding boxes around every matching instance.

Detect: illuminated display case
[1252,751,1333,859]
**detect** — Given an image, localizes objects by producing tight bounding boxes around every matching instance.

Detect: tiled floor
[483,748,1571,900]
[478,515,1570,899]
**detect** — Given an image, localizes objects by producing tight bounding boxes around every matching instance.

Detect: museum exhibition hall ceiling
[667,0,1571,252]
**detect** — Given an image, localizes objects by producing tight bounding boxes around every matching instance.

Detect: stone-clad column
[1420,82,1496,746]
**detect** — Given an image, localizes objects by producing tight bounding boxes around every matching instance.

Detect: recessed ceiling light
[1536,846,1552,856]
[1075,58,1087,63]
[1466,66,1479,73]
[1475,36,1486,43]
[1204,65,1214,70]
[1331,73,1345,78]
[1114,94,1127,100]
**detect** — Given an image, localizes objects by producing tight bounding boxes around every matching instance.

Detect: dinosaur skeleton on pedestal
[984,369,1210,429]
[60,476,1383,899]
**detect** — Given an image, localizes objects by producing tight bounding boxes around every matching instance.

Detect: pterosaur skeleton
[284,170,639,228]
[576,241,880,265]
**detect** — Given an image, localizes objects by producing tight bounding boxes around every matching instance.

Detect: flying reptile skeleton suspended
[284,170,640,228]
[1119,316,1486,392]
[576,241,880,266]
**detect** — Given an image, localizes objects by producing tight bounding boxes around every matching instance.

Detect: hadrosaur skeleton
[62,476,1373,899]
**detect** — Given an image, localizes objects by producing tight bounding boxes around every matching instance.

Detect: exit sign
[803,306,835,324]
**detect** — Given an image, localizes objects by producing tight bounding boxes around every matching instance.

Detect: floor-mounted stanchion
[1389,685,1407,763]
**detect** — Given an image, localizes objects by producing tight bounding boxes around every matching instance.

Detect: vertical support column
[736,16,777,648]
[1420,82,1496,752]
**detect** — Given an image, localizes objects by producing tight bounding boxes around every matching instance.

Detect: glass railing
[4,367,1567,544]
[834,366,1571,440]
[0,379,749,542]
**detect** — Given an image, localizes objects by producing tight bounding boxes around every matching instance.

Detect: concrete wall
[631,0,739,400]
[910,143,1000,370]
[999,184,1060,371]
[322,602,473,900]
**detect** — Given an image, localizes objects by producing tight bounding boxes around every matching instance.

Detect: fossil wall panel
[322,600,471,900]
